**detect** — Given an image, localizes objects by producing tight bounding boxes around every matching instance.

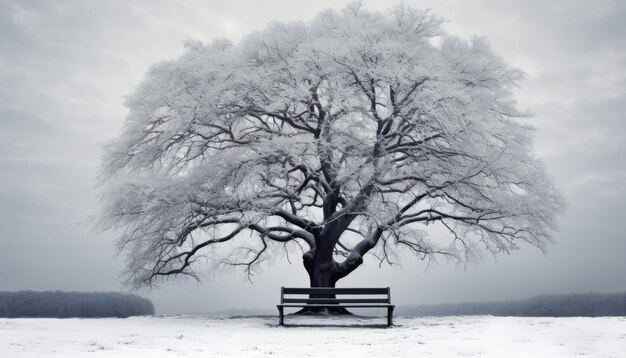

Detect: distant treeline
[0,291,155,318]
[398,292,626,317]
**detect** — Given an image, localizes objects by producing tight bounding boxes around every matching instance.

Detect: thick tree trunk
[295,246,352,315]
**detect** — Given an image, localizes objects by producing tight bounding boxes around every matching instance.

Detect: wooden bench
[277,287,395,326]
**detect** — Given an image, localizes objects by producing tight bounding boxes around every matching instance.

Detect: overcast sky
[1,0,625,314]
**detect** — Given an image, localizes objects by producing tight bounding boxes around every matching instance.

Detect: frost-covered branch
[99,3,563,288]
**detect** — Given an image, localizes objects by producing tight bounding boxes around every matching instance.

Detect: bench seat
[277,304,394,308]
[277,287,395,326]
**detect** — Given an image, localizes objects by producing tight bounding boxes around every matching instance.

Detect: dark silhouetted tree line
[398,292,626,317]
[0,291,154,318]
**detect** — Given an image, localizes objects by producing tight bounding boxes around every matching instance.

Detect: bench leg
[278,306,284,326]
[387,306,394,326]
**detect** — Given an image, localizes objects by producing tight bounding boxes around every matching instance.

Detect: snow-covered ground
[1,315,625,357]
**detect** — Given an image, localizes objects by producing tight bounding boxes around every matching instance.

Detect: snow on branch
[98,3,563,288]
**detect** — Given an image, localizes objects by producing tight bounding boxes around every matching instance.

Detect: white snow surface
[1,315,625,357]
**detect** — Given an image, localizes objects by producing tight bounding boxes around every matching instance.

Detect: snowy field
[1,315,625,357]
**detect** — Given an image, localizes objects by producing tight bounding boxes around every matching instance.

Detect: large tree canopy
[99,4,563,289]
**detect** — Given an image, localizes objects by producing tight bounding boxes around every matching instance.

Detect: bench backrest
[280,287,391,304]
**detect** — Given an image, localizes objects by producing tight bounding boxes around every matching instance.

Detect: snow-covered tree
[99,4,563,290]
